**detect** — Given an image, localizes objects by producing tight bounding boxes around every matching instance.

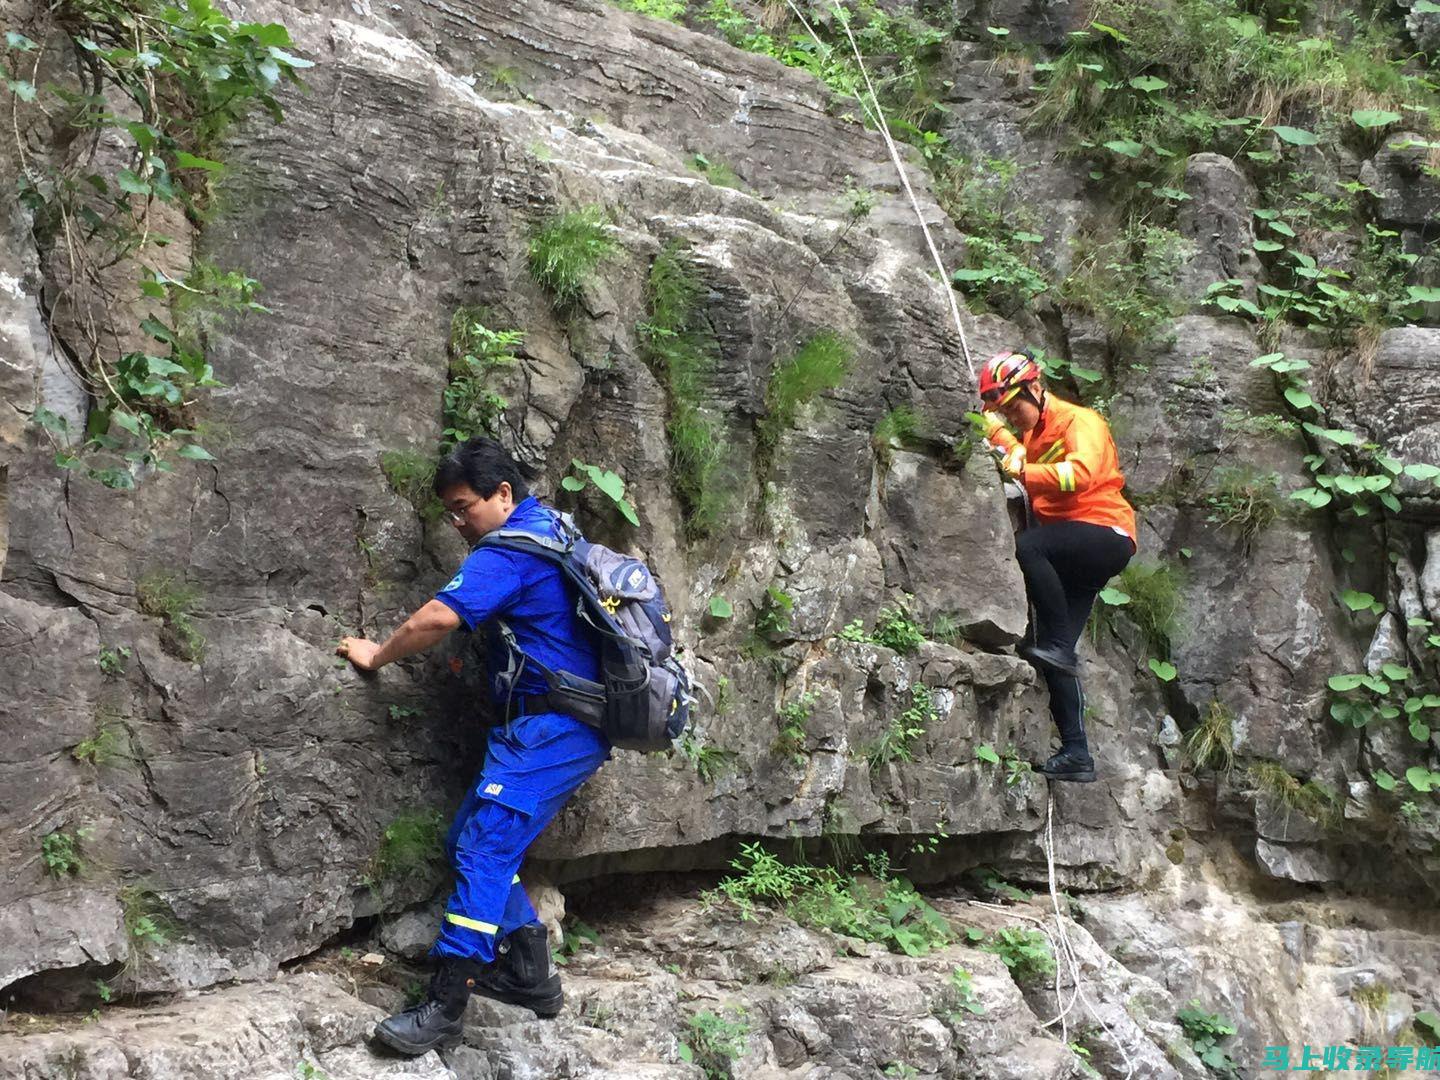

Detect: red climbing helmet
[978,349,1042,407]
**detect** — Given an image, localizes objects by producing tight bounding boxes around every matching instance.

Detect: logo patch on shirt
[483,782,504,796]
[442,573,464,592]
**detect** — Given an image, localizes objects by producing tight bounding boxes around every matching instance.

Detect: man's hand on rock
[338,636,381,671]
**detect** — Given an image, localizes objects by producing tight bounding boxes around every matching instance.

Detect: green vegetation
[871,600,926,654]
[366,810,444,886]
[1184,701,1236,774]
[1247,760,1342,830]
[872,406,924,455]
[940,966,986,1021]
[758,331,854,450]
[1112,560,1183,660]
[774,691,815,761]
[640,244,733,539]
[679,1006,750,1079]
[689,152,744,189]
[12,0,306,485]
[1058,221,1192,342]
[72,714,126,767]
[561,459,641,527]
[1177,1001,1239,1077]
[710,844,953,957]
[616,0,686,19]
[868,684,934,766]
[118,885,174,985]
[528,206,617,305]
[1201,466,1284,551]
[97,645,131,677]
[379,449,443,523]
[678,732,738,783]
[137,572,206,663]
[980,926,1056,986]
[444,310,521,446]
[754,583,795,642]
[42,828,89,877]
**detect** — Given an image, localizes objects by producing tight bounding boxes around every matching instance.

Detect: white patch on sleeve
[443,573,464,592]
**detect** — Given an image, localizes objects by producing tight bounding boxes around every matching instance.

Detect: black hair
[433,437,537,501]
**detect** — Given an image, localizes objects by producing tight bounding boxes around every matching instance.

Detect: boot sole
[1041,769,1097,783]
[372,1024,462,1057]
[472,984,564,1018]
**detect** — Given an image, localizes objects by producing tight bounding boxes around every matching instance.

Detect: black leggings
[1016,521,1134,755]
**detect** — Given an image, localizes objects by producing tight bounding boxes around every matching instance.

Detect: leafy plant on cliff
[561,458,641,527]
[980,926,1055,986]
[867,683,934,767]
[136,571,206,663]
[42,828,89,877]
[1177,1001,1239,1077]
[1200,466,1285,552]
[380,449,444,523]
[8,0,308,486]
[528,206,618,305]
[444,309,521,446]
[1183,701,1236,774]
[365,809,445,887]
[679,1005,750,1079]
[615,0,686,20]
[1247,760,1342,831]
[640,244,734,540]
[758,331,854,450]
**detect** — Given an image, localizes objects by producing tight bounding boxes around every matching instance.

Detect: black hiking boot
[1039,750,1097,783]
[1019,643,1080,677]
[373,956,484,1056]
[473,922,564,1017]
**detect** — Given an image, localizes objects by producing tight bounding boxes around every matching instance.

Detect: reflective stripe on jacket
[986,394,1137,545]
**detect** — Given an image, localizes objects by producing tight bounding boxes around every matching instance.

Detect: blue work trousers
[431,711,609,961]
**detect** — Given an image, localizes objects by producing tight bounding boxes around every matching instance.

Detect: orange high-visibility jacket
[985,393,1137,546]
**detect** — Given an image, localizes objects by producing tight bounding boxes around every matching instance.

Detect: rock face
[2,0,1440,1076]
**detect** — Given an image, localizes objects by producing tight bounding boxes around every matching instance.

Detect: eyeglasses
[445,498,480,525]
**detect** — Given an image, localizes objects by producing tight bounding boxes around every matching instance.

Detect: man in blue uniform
[337,437,610,1055]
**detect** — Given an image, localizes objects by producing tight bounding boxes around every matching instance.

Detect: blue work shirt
[434,496,600,702]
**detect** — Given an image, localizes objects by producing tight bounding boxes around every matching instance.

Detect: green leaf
[1290,487,1331,508]
[1341,590,1376,612]
[6,31,37,50]
[1410,719,1431,742]
[708,595,733,619]
[1179,547,1192,558]
[1283,387,1314,410]
[32,407,70,434]
[1253,240,1285,252]
[560,475,586,492]
[1011,231,1044,243]
[1416,0,1440,10]
[1402,462,1440,481]
[1148,658,1177,682]
[1098,586,1131,605]
[174,151,225,171]
[1089,21,1131,41]
[1103,139,1145,158]
[1406,766,1434,793]
[1382,663,1410,681]
[590,468,626,504]
[1129,75,1168,92]
[1271,125,1319,145]
[952,268,995,282]
[1328,674,1366,692]
[1373,769,1397,791]
[1268,220,1297,238]
[1407,286,1440,303]
[976,744,1000,765]
[177,444,215,461]
[112,412,142,437]
[615,497,640,527]
[1352,109,1402,129]
[1416,1010,1440,1040]
[116,169,151,195]
[7,78,35,101]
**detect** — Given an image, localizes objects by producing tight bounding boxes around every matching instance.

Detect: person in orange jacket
[978,349,1136,783]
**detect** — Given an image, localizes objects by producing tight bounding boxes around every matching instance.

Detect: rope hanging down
[780,0,976,379]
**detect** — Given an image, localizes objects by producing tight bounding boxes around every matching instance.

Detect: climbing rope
[778,0,976,379]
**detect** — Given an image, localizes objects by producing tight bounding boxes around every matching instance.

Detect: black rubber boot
[373,956,483,1056]
[1039,750,1097,783]
[1020,642,1080,677]
[473,922,564,1017]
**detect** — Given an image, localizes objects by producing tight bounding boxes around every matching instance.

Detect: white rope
[778,0,976,379]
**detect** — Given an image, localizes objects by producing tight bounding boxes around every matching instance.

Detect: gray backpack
[479,510,693,752]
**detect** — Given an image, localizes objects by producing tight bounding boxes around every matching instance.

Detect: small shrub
[872,600,925,654]
[759,331,854,448]
[942,965,987,1021]
[42,829,88,877]
[679,1006,750,1079]
[774,691,816,760]
[689,152,744,189]
[1201,467,1284,551]
[872,406,924,452]
[981,926,1056,986]
[380,449,443,523]
[755,584,794,642]
[136,573,205,663]
[617,0,686,19]
[528,206,617,305]
[444,309,521,446]
[119,885,175,984]
[561,458,641,527]
[1184,701,1235,773]
[929,613,961,645]
[72,715,125,767]
[1176,1001,1239,1077]
[678,733,738,783]
[1113,561,1183,659]
[97,645,131,676]
[868,684,934,766]
[1247,760,1341,830]
[366,810,444,885]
